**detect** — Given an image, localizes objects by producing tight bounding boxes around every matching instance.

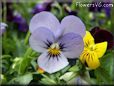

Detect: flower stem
[24,47,33,58]
[18,47,33,75]
[82,70,92,84]
[24,31,30,45]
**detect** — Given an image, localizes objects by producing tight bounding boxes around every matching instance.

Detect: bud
[37,67,45,74]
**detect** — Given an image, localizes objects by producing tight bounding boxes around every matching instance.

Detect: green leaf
[10,57,22,74]
[18,56,31,75]
[94,67,112,84]
[2,38,16,54]
[0,74,7,84]
[94,52,114,84]
[8,73,33,85]
[18,48,36,75]
[69,65,80,72]
[60,72,77,82]
[40,78,56,85]
[100,53,114,81]
[40,74,57,85]
[61,65,71,74]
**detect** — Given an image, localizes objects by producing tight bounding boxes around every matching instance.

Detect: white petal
[29,11,60,35]
[29,27,55,53]
[61,15,86,37]
[38,52,69,74]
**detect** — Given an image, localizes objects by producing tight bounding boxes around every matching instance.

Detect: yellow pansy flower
[80,31,107,69]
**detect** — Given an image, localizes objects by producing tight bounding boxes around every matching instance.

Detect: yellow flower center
[48,43,61,57]
[88,44,96,51]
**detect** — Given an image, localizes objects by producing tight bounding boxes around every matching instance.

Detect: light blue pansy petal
[61,15,86,37]
[58,33,84,58]
[29,27,55,53]
[29,11,60,35]
[38,52,69,74]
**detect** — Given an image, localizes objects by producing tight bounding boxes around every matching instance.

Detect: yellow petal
[83,31,94,47]
[80,48,88,63]
[86,51,100,69]
[94,42,107,58]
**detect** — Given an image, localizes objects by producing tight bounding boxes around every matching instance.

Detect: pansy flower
[80,31,107,69]
[29,11,85,73]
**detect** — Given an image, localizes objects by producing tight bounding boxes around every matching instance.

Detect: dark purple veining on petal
[90,26,114,49]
